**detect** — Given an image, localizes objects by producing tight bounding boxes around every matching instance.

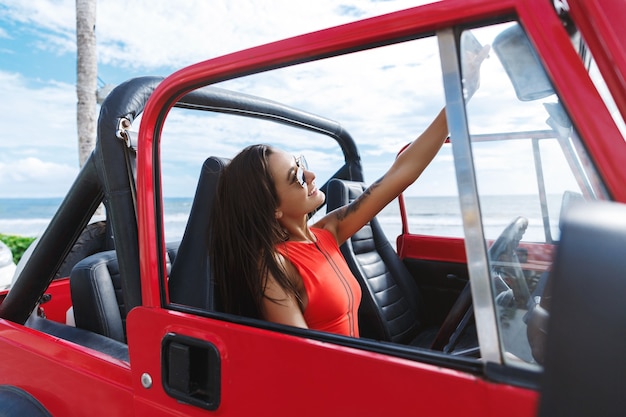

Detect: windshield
[457,20,609,370]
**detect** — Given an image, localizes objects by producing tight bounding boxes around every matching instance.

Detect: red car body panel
[40,278,72,323]
[568,0,626,121]
[0,320,132,416]
[127,307,537,417]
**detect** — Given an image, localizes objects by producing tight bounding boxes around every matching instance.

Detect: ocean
[0,195,560,244]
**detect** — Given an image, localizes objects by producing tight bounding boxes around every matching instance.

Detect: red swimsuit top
[276,228,361,337]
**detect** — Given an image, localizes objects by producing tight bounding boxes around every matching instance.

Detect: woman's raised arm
[318,44,490,245]
[317,107,448,244]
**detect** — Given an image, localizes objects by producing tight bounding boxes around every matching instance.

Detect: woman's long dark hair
[209,144,299,318]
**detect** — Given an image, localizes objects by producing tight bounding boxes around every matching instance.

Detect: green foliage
[0,234,36,264]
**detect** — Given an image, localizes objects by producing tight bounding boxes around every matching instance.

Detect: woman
[210,46,489,337]
[209,108,449,336]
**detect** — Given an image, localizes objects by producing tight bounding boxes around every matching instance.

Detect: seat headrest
[326,179,367,211]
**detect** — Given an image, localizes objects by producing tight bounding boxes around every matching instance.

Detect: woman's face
[269,149,325,221]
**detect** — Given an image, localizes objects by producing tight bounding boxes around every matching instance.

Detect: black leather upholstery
[70,244,178,343]
[70,251,125,342]
[326,179,428,345]
[539,201,626,417]
[169,156,229,311]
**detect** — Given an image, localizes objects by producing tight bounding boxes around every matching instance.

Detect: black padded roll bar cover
[181,86,361,165]
[94,76,165,316]
[539,201,626,417]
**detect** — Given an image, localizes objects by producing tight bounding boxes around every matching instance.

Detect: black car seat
[168,156,229,310]
[325,178,433,345]
[69,156,229,343]
[326,178,479,352]
[71,156,229,342]
[70,244,178,343]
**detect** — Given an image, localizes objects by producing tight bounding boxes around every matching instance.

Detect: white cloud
[0,0,76,54]
[0,157,78,197]
[0,71,77,153]
[0,0,76,31]
[94,0,438,70]
[0,71,80,197]
[1,0,438,71]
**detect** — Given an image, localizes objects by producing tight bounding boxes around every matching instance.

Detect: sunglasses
[294,155,308,188]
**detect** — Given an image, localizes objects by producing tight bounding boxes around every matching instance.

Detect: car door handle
[162,333,221,411]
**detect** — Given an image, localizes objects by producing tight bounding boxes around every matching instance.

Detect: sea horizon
[0,194,559,244]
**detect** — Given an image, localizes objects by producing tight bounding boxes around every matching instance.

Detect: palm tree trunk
[76,0,97,168]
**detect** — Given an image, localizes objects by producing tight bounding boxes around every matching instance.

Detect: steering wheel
[489,216,531,309]
[430,216,529,353]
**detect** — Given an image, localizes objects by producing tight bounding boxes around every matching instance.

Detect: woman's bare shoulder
[312,210,342,244]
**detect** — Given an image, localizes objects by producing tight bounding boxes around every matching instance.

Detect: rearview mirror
[492,24,554,101]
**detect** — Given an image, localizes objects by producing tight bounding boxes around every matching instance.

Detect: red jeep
[1,0,625,415]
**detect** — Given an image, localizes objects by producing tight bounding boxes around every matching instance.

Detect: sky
[0,0,443,198]
[1,0,615,204]
[2,0,622,248]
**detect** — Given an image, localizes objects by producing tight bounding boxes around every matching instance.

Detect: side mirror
[492,24,554,101]
[539,201,626,417]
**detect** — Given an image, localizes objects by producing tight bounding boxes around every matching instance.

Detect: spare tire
[55,221,112,279]
[0,385,52,417]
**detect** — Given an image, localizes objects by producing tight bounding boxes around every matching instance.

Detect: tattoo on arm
[334,176,383,221]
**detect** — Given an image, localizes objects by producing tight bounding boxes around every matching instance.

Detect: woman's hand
[463,42,491,101]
